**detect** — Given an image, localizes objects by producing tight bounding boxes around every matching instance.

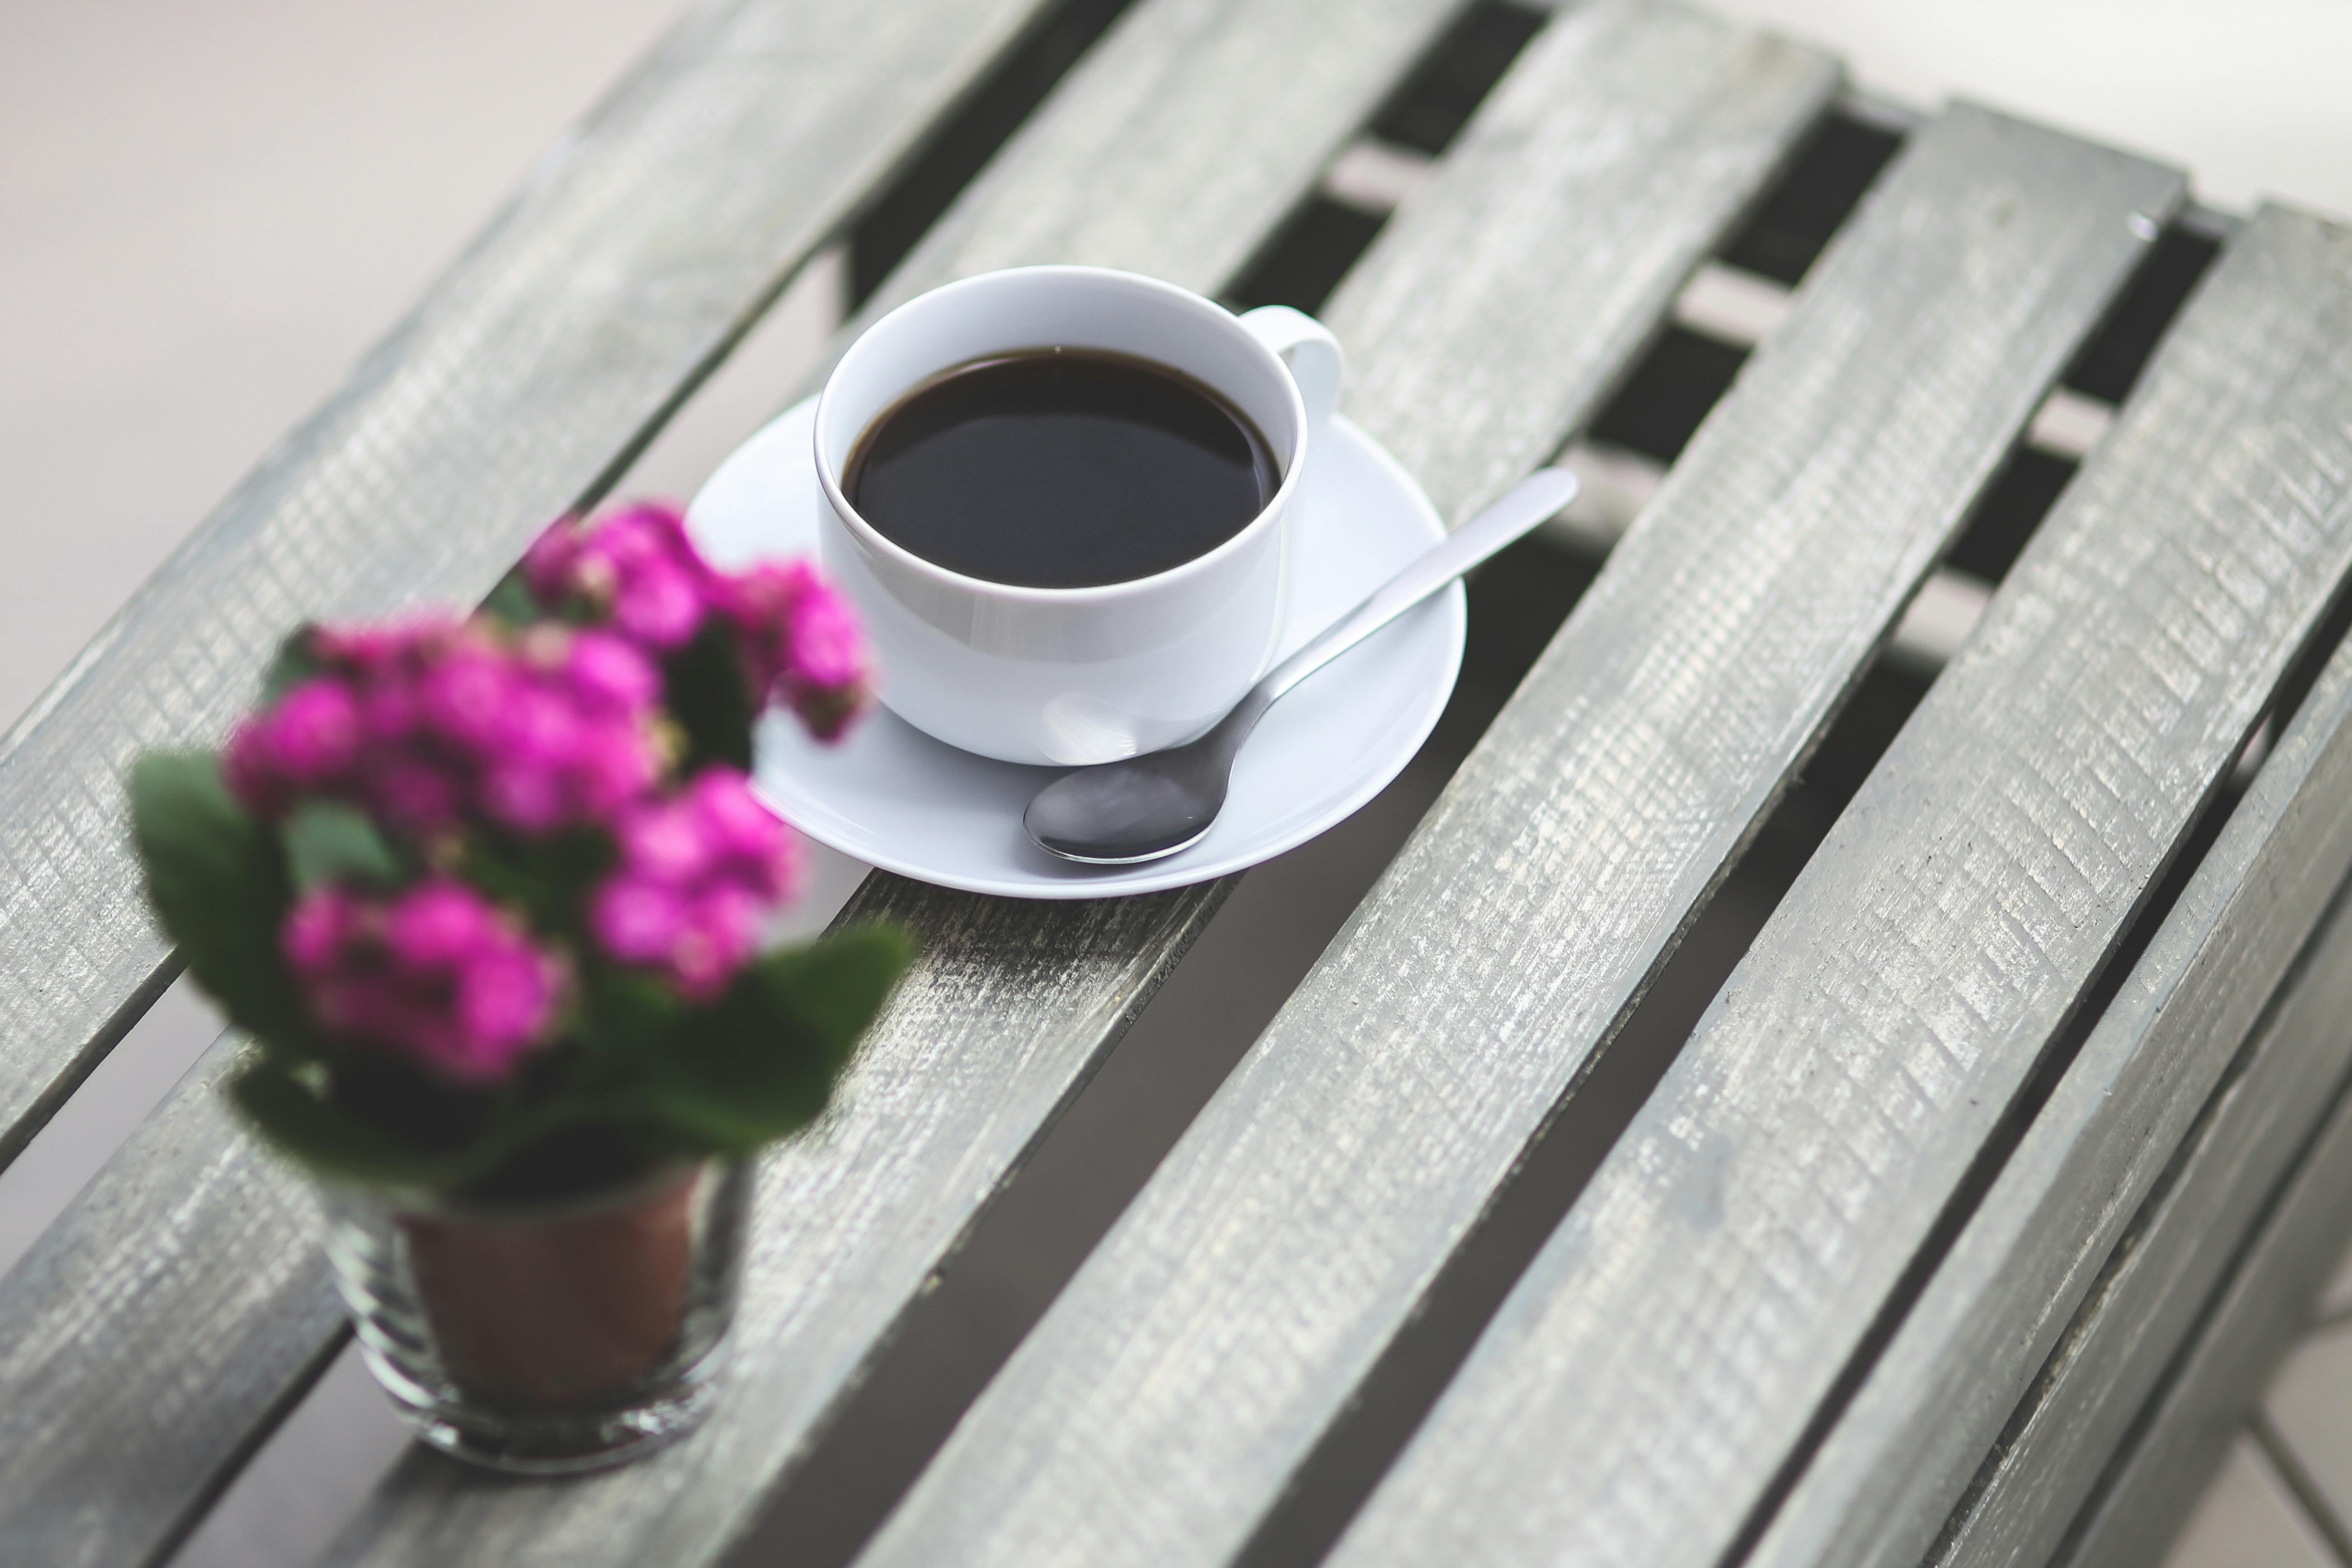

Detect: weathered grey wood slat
[0,0,1101,1555]
[1933,826,2352,1567]
[1751,570,2352,1564]
[847,0,1467,328]
[0,1046,348,1568]
[318,7,1840,1565]
[852,105,2176,1568]
[328,879,1229,1568]
[9,0,1500,1562]
[0,0,1070,1173]
[1327,204,2352,1568]
[2059,910,2352,1568]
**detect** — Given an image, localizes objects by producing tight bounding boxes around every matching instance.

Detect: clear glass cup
[320,1158,751,1472]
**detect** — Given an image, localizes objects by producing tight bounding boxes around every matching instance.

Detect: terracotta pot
[321,1159,752,1472]
[397,1166,702,1410]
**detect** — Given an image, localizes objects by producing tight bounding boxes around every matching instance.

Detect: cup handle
[1239,305,1344,433]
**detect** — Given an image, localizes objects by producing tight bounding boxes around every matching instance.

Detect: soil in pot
[398,1162,704,1411]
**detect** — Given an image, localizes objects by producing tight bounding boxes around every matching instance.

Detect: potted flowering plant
[129,501,910,1471]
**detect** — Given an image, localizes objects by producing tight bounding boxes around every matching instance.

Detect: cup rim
[811,264,1310,604]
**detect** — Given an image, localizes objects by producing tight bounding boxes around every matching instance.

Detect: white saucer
[685,397,1461,898]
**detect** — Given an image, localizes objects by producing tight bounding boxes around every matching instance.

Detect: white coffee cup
[811,265,1342,766]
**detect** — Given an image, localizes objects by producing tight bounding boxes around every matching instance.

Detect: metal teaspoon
[1024,467,1580,865]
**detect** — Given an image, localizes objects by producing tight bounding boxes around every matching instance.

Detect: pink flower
[281,886,360,974]
[501,686,586,771]
[420,650,518,750]
[384,879,494,967]
[456,947,561,1065]
[668,886,762,1002]
[613,560,705,649]
[586,765,799,999]
[565,631,659,716]
[570,727,658,815]
[523,503,872,745]
[521,502,719,653]
[723,560,871,743]
[690,769,798,900]
[264,679,362,784]
[230,617,664,840]
[778,579,869,742]
[520,516,583,602]
[590,877,687,964]
[371,760,460,833]
[480,762,567,834]
[616,798,713,886]
[280,879,563,1085]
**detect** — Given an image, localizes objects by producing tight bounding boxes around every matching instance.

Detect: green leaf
[459,826,613,937]
[258,627,323,704]
[280,799,404,892]
[639,923,914,1152]
[230,1060,476,1188]
[575,966,684,1055]
[661,620,757,774]
[129,752,314,1054]
[479,571,544,629]
[639,1005,830,1151]
[232,1054,638,1195]
[756,923,916,1058]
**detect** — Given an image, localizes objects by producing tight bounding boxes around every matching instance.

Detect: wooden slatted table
[6,2,2351,1566]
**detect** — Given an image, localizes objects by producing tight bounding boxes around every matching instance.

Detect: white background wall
[1707,0,2352,221]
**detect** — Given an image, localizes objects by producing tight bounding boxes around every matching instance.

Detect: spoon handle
[1258,467,1580,705]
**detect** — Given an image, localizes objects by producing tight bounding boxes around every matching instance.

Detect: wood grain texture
[5,0,1490,1556]
[324,7,1840,1565]
[120,1,1492,1562]
[853,105,2175,1568]
[1933,841,2352,1568]
[849,0,1478,326]
[1752,559,2352,1564]
[2057,908,2352,1568]
[1325,1,1836,522]
[0,1038,344,1568]
[1330,203,2352,1568]
[0,0,1067,1173]
[323,877,1228,1568]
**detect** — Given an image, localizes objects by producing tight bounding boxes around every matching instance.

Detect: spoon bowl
[1024,468,1578,865]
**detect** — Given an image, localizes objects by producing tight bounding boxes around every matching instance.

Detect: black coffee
[844,349,1279,589]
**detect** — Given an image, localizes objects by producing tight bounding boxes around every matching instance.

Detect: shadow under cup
[812,266,1324,768]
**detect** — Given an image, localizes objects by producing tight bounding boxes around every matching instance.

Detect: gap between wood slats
[2053,892,2352,1568]
[761,10,1848,1568]
[0,0,1091,1178]
[1557,214,2225,670]
[1869,595,2352,1568]
[1239,133,2236,1568]
[1326,200,2352,1568]
[1742,585,2352,1568]
[312,2,1602,1566]
[853,100,2180,1568]
[0,0,1174,1562]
